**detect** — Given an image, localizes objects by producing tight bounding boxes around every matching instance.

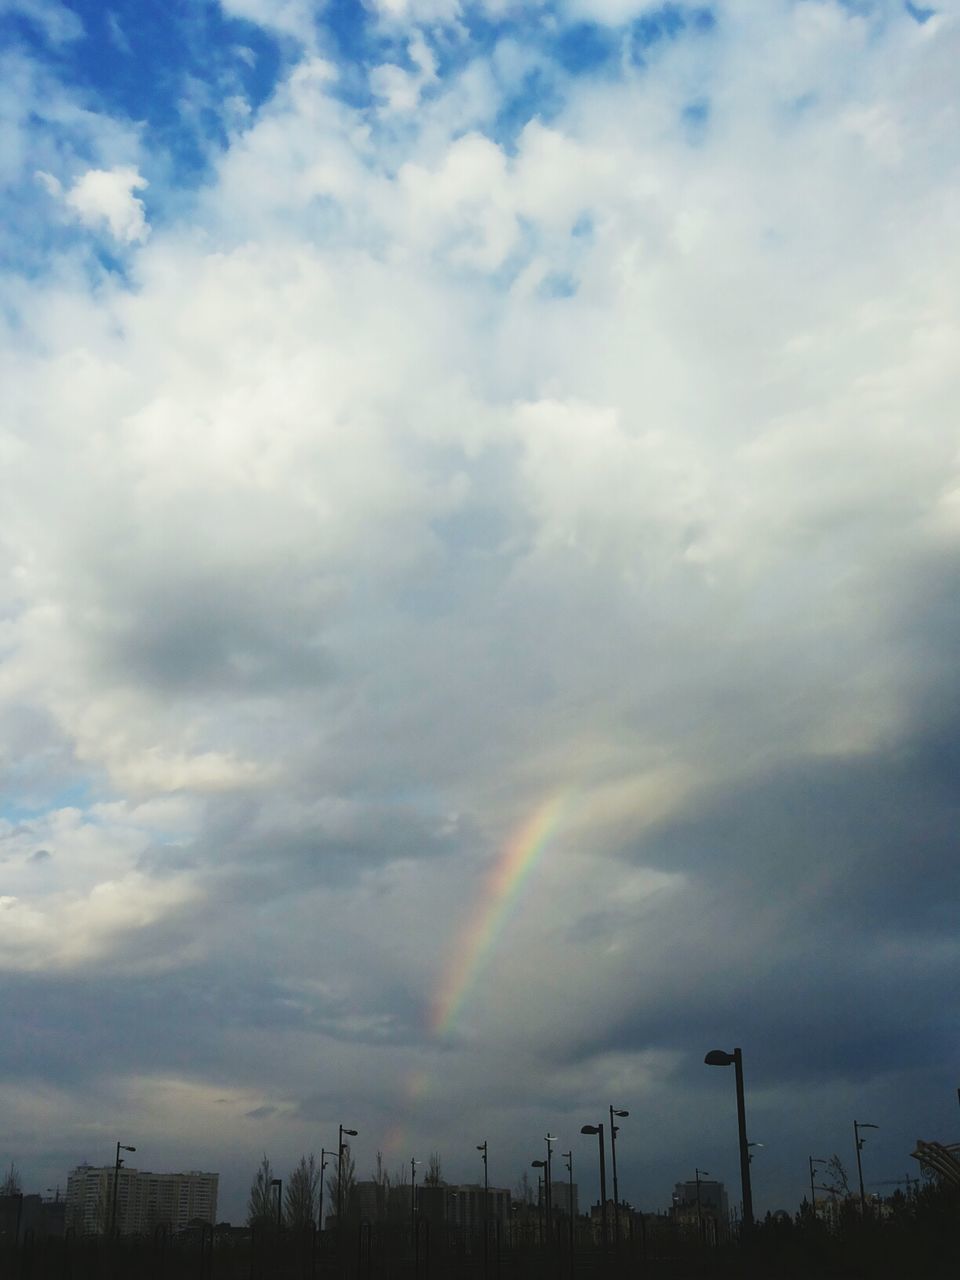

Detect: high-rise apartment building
[550,1179,579,1217]
[65,1165,218,1236]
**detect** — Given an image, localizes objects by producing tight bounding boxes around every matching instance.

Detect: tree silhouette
[514,1171,533,1205]
[1,1163,22,1196]
[247,1155,277,1228]
[823,1155,851,1197]
[284,1154,320,1229]
[424,1153,443,1186]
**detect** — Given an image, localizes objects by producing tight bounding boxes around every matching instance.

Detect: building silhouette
[416,1182,511,1229]
[550,1180,579,1218]
[65,1165,218,1235]
[671,1178,729,1241]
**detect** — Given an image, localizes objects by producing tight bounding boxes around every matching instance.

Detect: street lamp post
[337,1125,358,1228]
[531,1163,546,1247]
[854,1122,878,1216]
[477,1142,489,1278]
[694,1169,709,1243]
[609,1107,628,1249]
[544,1134,556,1243]
[410,1159,420,1237]
[704,1047,754,1236]
[562,1152,574,1260]
[271,1178,282,1232]
[319,1147,339,1233]
[110,1142,136,1237]
[809,1157,827,1221]
[580,1124,608,1250]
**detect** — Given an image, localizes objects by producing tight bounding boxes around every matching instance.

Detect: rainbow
[429,791,571,1036]
[379,793,572,1158]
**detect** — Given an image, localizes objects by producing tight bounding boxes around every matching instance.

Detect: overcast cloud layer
[1,0,959,1220]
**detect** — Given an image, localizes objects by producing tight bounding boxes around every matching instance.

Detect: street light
[704,1047,754,1235]
[477,1143,489,1277]
[562,1151,574,1259]
[580,1124,608,1250]
[809,1156,828,1219]
[694,1168,709,1243]
[544,1134,556,1242]
[747,1143,764,1163]
[337,1125,358,1228]
[410,1158,420,1238]
[609,1107,628,1250]
[318,1147,340,1232]
[531,1164,544,1246]
[110,1142,136,1237]
[271,1178,282,1232]
[854,1122,878,1216]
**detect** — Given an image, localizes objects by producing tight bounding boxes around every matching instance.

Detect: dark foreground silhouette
[2,1183,958,1278]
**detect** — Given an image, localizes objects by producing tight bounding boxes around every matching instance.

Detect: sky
[1,0,958,1225]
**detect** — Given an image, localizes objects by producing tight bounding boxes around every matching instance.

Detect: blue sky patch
[630,4,716,64]
[552,22,619,75]
[905,1,936,22]
[493,64,565,150]
[3,1,286,189]
[682,97,710,140]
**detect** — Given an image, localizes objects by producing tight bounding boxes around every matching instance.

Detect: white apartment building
[65,1165,218,1236]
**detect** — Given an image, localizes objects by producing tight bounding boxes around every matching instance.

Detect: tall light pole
[704,1048,754,1236]
[477,1142,489,1278]
[319,1147,339,1232]
[609,1107,628,1249]
[580,1124,608,1250]
[694,1168,708,1243]
[531,1162,546,1246]
[337,1125,358,1228]
[544,1134,556,1242]
[110,1142,135,1236]
[854,1122,878,1216]
[809,1156,827,1220]
[562,1151,574,1260]
[271,1178,282,1232]
[410,1158,420,1238]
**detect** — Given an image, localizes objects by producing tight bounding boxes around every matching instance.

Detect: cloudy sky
[1,0,958,1222]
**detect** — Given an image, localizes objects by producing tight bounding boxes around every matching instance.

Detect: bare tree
[284,1155,320,1229]
[823,1155,851,1198]
[424,1153,443,1186]
[247,1155,278,1228]
[514,1170,533,1205]
[1,1163,22,1196]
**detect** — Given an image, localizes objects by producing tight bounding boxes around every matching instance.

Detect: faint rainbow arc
[429,791,572,1037]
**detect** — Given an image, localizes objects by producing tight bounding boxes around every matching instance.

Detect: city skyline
[2,0,959,1235]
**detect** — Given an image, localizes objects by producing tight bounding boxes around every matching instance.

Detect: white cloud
[560,0,663,23]
[0,0,83,43]
[64,165,150,244]
[369,32,438,114]
[218,0,321,43]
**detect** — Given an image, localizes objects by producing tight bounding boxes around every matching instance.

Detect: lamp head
[343,1129,358,1137]
[612,1109,629,1118]
[580,1125,600,1135]
[531,1160,545,1169]
[704,1050,735,1067]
